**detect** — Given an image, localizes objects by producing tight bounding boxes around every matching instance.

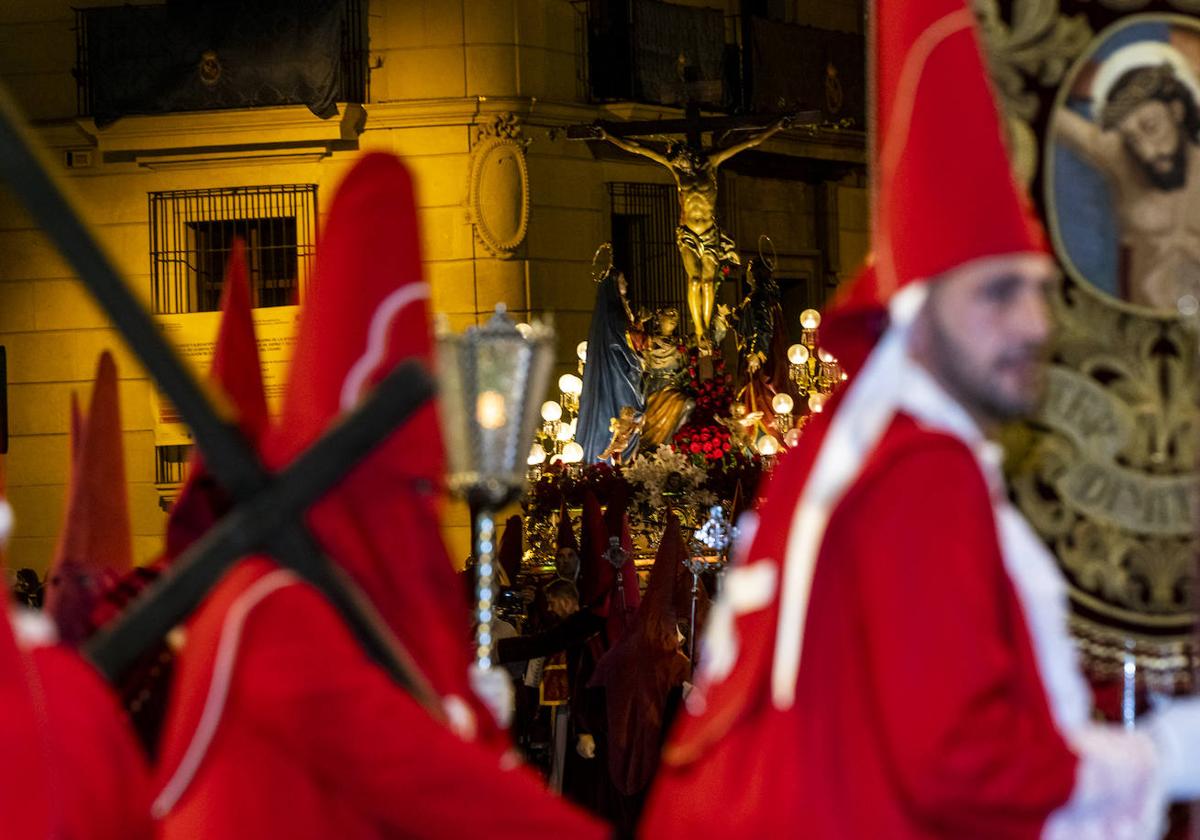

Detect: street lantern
[436,304,555,668]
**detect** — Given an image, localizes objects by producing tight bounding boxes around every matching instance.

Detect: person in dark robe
[497,579,613,811]
[497,581,605,682]
[576,268,645,463]
[600,487,641,649]
[589,513,692,837]
[519,490,626,822]
[496,514,524,589]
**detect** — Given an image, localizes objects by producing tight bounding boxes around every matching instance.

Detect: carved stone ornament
[982,1,1200,688]
[466,112,531,259]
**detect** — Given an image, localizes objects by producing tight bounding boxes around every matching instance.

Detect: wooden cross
[0,85,437,708]
[565,105,821,149]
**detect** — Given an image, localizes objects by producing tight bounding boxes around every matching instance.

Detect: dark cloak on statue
[576,270,645,463]
[735,258,789,426]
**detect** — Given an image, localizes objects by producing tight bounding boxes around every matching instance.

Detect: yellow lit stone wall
[0,0,866,573]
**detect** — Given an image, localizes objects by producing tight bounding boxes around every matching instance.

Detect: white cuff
[1043,724,1164,840]
[1146,697,1200,801]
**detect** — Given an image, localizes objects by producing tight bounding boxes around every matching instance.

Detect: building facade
[0,0,867,571]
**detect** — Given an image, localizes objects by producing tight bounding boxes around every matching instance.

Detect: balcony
[74,0,367,126]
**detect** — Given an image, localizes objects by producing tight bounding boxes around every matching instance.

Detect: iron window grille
[150,183,316,487]
[609,182,685,316]
[148,184,318,315]
[609,180,738,318]
[156,444,191,488]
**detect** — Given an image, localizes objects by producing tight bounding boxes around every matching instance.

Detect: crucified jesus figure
[593,115,794,351]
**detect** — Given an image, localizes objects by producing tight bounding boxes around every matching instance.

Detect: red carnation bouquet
[673,349,735,466]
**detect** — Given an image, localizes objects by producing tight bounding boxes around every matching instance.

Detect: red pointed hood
[556,498,579,555]
[262,153,493,739]
[578,490,613,609]
[627,515,685,652]
[208,240,269,437]
[68,391,82,484]
[823,0,1048,373]
[0,590,51,837]
[0,474,49,834]
[165,240,269,563]
[591,513,691,795]
[46,351,133,646]
[603,490,641,647]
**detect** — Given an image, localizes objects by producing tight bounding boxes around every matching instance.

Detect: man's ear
[1172,98,1186,124]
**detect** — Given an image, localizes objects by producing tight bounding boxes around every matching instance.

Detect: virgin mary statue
[576,268,645,463]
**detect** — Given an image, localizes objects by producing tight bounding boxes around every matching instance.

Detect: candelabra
[437,304,555,670]
[785,307,846,438]
[771,392,794,433]
[527,441,547,483]
[755,434,781,468]
[535,367,585,465]
[541,399,563,453]
[559,373,582,415]
[787,309,827,398]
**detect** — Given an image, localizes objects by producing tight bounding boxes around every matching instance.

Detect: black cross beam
[0,85,439,711]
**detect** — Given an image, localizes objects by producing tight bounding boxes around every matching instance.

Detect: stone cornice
[30,97,863,166]
[33,104,365,153]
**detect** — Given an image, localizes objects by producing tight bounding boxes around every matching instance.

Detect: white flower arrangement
[624,444,717,510]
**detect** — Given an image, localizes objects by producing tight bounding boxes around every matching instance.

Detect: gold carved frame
[983,0,1200,688]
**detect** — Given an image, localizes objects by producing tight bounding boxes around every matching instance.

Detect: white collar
[895,360,1006,487]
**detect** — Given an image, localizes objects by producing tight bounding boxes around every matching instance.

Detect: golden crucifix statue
[593,115,794,351]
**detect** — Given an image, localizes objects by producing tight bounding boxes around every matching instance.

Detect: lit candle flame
[476,390,507,430]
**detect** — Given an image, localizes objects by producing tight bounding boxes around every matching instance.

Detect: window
[588,0,731,108]
[155,444,191,488]
[148,185,318,315]
[150,184,316,492]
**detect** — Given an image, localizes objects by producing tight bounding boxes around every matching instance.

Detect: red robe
[154,557,608,839]
[34,644,154,839]
[642,414,1079,838]
[0,607,152,840]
